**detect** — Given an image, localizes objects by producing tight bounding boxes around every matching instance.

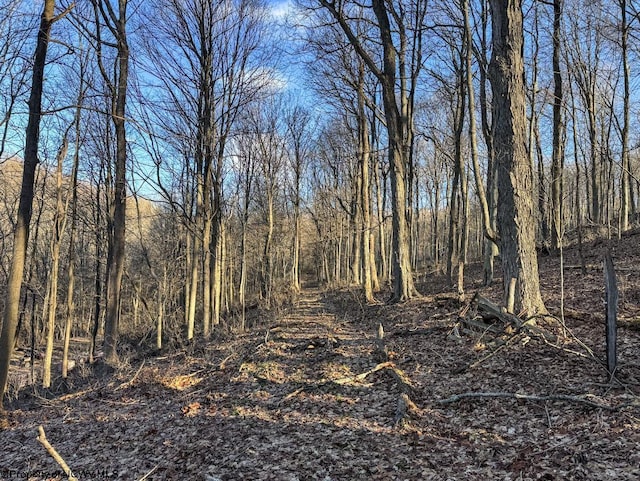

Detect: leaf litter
[2,235,640,480]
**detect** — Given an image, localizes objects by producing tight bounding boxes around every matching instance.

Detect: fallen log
[394,392,420,427]
[468,293,557,343]
[472,293,521,327]
[375,323,419,427]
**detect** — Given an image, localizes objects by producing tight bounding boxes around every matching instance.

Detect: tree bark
[489,0,546,315]
[0,0,55,409]
[358,61,375,303]
[620,0,630,232]
[43,136,69,388]
[99,0,129,364]
[550,0,565,251]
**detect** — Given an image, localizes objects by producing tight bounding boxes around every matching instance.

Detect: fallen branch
[333,361,394,385]
[280,362,393,403]
[375,323,418,426]
[136,465,159,481]
[115,360,145,391]
[218,353,234,370]
[436,391,618,410]
[388,327,442,338]
[37,426,78,481]
[387,365,414,394]
[57,388,95,402]
[394,392,420,427]
[467,332,524,370]
[280,386,306,403]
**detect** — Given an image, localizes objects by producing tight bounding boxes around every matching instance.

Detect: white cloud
[269,0,294,20]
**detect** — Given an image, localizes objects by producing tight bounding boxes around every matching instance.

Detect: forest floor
[2,230,640,481]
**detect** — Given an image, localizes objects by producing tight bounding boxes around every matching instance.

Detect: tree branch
[436,391,622,411]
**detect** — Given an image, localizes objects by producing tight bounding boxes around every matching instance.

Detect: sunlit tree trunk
[0,0,55,408]
[90,181,104,363]
[463,0,498,256]
[94,0,129,364]
[358,61,375,303]
[43,137,69,388]
[478,0,499,286]
[62,102,82,378]
[372,140,387,284]
[489,0,546,315]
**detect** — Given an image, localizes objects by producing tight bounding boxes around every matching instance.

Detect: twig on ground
[468,332,523,370]
[37,425,78,481]
[541,313,598,359]
[137,465,159,481]
[115,360,145,391]
[333,361,394,385]
[218,354,234,370]
[280,361,394,403]
[436,391,619,410]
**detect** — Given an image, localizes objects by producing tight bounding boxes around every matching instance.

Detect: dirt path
[1,289,429,481]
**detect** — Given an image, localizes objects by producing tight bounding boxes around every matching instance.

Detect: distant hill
[0,156,159,244]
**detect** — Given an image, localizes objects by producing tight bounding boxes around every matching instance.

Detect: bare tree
[489,0,546,314]
[285,104,314,293]
[550,0,565,251]
[89,0,129,364]
[140,0,270,336]
[318,0,424,301]
[0,0,57,409]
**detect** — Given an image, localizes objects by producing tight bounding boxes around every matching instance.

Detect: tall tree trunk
[620,0,630,232]
[0,0,55,409]
[184,225,197,340]
[101,0,129,364]
[350,175,361,285]
[292,151,301,292]
[432,171,441,271]
[489,0,546,315]
[358,62,375,303]
[90,182,103,363]
[202,204,212,337]
[262,190,274,304]
[371,0,417,301]
[479,0,499,286]
[463,0,498,250]
[373,147,387,284]
[550,0,565,251]
[211,209,223,328]
[452,48,468,300]
[62,101,82,378]
[320,0,417,300]
[446,165,460,286]
[43,136,69,388]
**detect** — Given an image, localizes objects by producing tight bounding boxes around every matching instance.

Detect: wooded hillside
[1,0,640,478]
